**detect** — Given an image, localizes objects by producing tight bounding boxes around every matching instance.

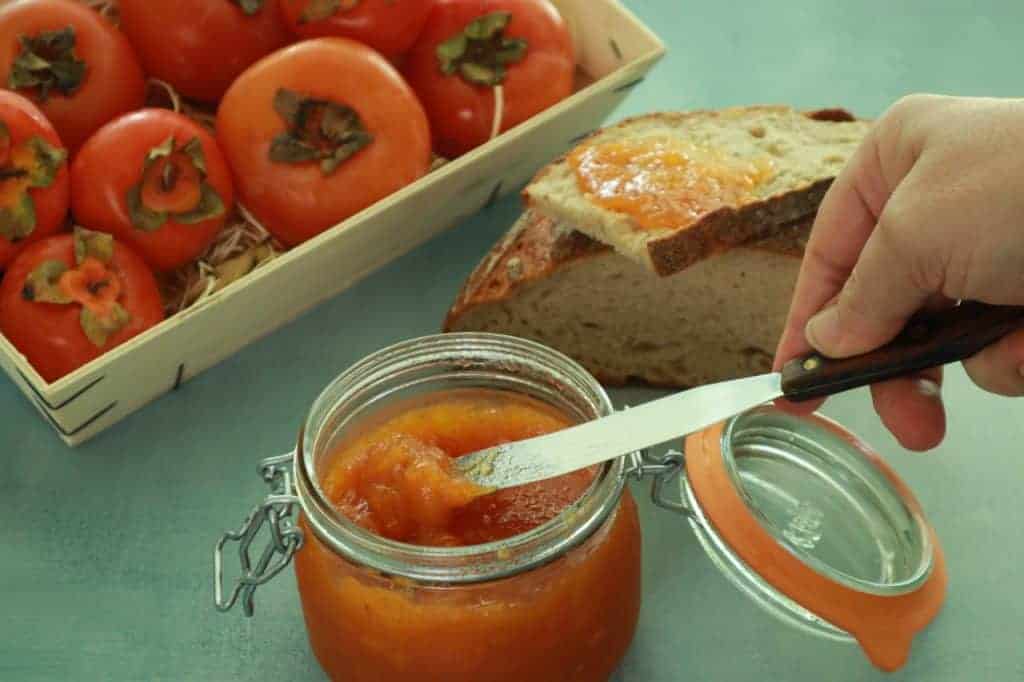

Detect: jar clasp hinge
[213,451,304,617]
[626,448,694,519]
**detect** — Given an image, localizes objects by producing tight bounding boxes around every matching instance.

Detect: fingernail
[916,378,941,399]
[805,307,841,353]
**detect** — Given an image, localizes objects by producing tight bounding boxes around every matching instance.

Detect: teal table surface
[3,1,1023,680]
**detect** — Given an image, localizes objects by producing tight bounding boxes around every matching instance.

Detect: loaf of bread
[524,106,866,276]
[444,210,811,388]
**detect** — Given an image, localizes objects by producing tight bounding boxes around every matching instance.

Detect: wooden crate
[0,0,666,445]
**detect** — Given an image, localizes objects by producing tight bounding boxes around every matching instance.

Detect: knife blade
[454,373,782,490]
[454,301,1024,491]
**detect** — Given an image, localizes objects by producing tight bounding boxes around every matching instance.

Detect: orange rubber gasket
[685,414,947,672]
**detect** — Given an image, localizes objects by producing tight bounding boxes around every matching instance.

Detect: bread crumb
[506,257,523,280]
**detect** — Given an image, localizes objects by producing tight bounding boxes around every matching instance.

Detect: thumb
[803,214,933,358]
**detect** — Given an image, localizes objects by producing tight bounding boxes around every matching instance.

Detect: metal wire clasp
[214,451,304,617]
[626,448,693,518]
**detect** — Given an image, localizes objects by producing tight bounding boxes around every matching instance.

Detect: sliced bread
[444,210,811,388]
[523,106,866,276]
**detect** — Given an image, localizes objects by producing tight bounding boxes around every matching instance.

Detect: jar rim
[293,333,629,585]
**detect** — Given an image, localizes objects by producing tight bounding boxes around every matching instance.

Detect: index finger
[773,123,895,371]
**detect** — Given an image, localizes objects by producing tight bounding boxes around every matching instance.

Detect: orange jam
[293,389,642,682]
[320,391,596,546]
[568,135,775,230]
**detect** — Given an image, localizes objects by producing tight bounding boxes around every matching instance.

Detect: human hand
[773,94,1024,450]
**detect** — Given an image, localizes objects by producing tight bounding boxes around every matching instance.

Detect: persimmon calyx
[79,298,131,348]
[229,0,266,15]
[8,27,87,102]
[21,228,133,348]
[74,227,113,264]
[268,88,374,176]
[0,121,67,242]
[436,12,528,87]
[126,136,226,232]
[22,260,71,304]
[299,0,360,23]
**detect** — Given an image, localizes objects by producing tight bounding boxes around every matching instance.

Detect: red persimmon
[0,228,164,382]
[0,89,69,270]
[216,38,431,246]
[118,0,293,103]
[0,0,146,152]
[277,0,431,59]
[403,0,574,158]
[71,109,235,273]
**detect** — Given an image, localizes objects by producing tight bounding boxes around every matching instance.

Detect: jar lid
[681,406,947,672]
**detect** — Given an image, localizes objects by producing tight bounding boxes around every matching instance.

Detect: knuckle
[878,93,951,162]
[887,93,942,120]
[870,99,935,186]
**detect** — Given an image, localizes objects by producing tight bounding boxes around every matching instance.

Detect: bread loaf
[444,210,811,388]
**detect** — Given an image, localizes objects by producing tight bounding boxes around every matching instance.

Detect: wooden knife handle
[780,301,1024,402]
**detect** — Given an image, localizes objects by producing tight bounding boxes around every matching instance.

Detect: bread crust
[443,212,608,331]
[642,176,827,275]
[523,105,862,277]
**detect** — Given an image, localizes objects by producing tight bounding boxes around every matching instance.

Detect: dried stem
[146,79,183,114]
[490,84,505,142]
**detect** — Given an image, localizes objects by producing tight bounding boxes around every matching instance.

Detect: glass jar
[215,333,643,682]
[216,332,947,678]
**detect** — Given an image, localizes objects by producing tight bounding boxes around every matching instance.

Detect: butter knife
[454,301,1024,490]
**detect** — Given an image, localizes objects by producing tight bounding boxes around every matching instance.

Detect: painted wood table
[3,1,1023,679]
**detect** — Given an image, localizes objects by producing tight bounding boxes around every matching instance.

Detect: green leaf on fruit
[8,27,87,102]
[435,12,528,87]
[269,134,320,164]
[22,260,71,304]
[229,0,265,15]
[126,184,170,232]
[23,136,66,188]
[0,192,35,242]
[175,183,225,224]
[299,0,359,23]
[73,227,114,266]
[269,88,373,176]
[128,136,222,230]
[80,303,131,348]
[179,138,208,175]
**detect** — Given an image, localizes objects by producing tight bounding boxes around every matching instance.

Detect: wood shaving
[161,210,284,315]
